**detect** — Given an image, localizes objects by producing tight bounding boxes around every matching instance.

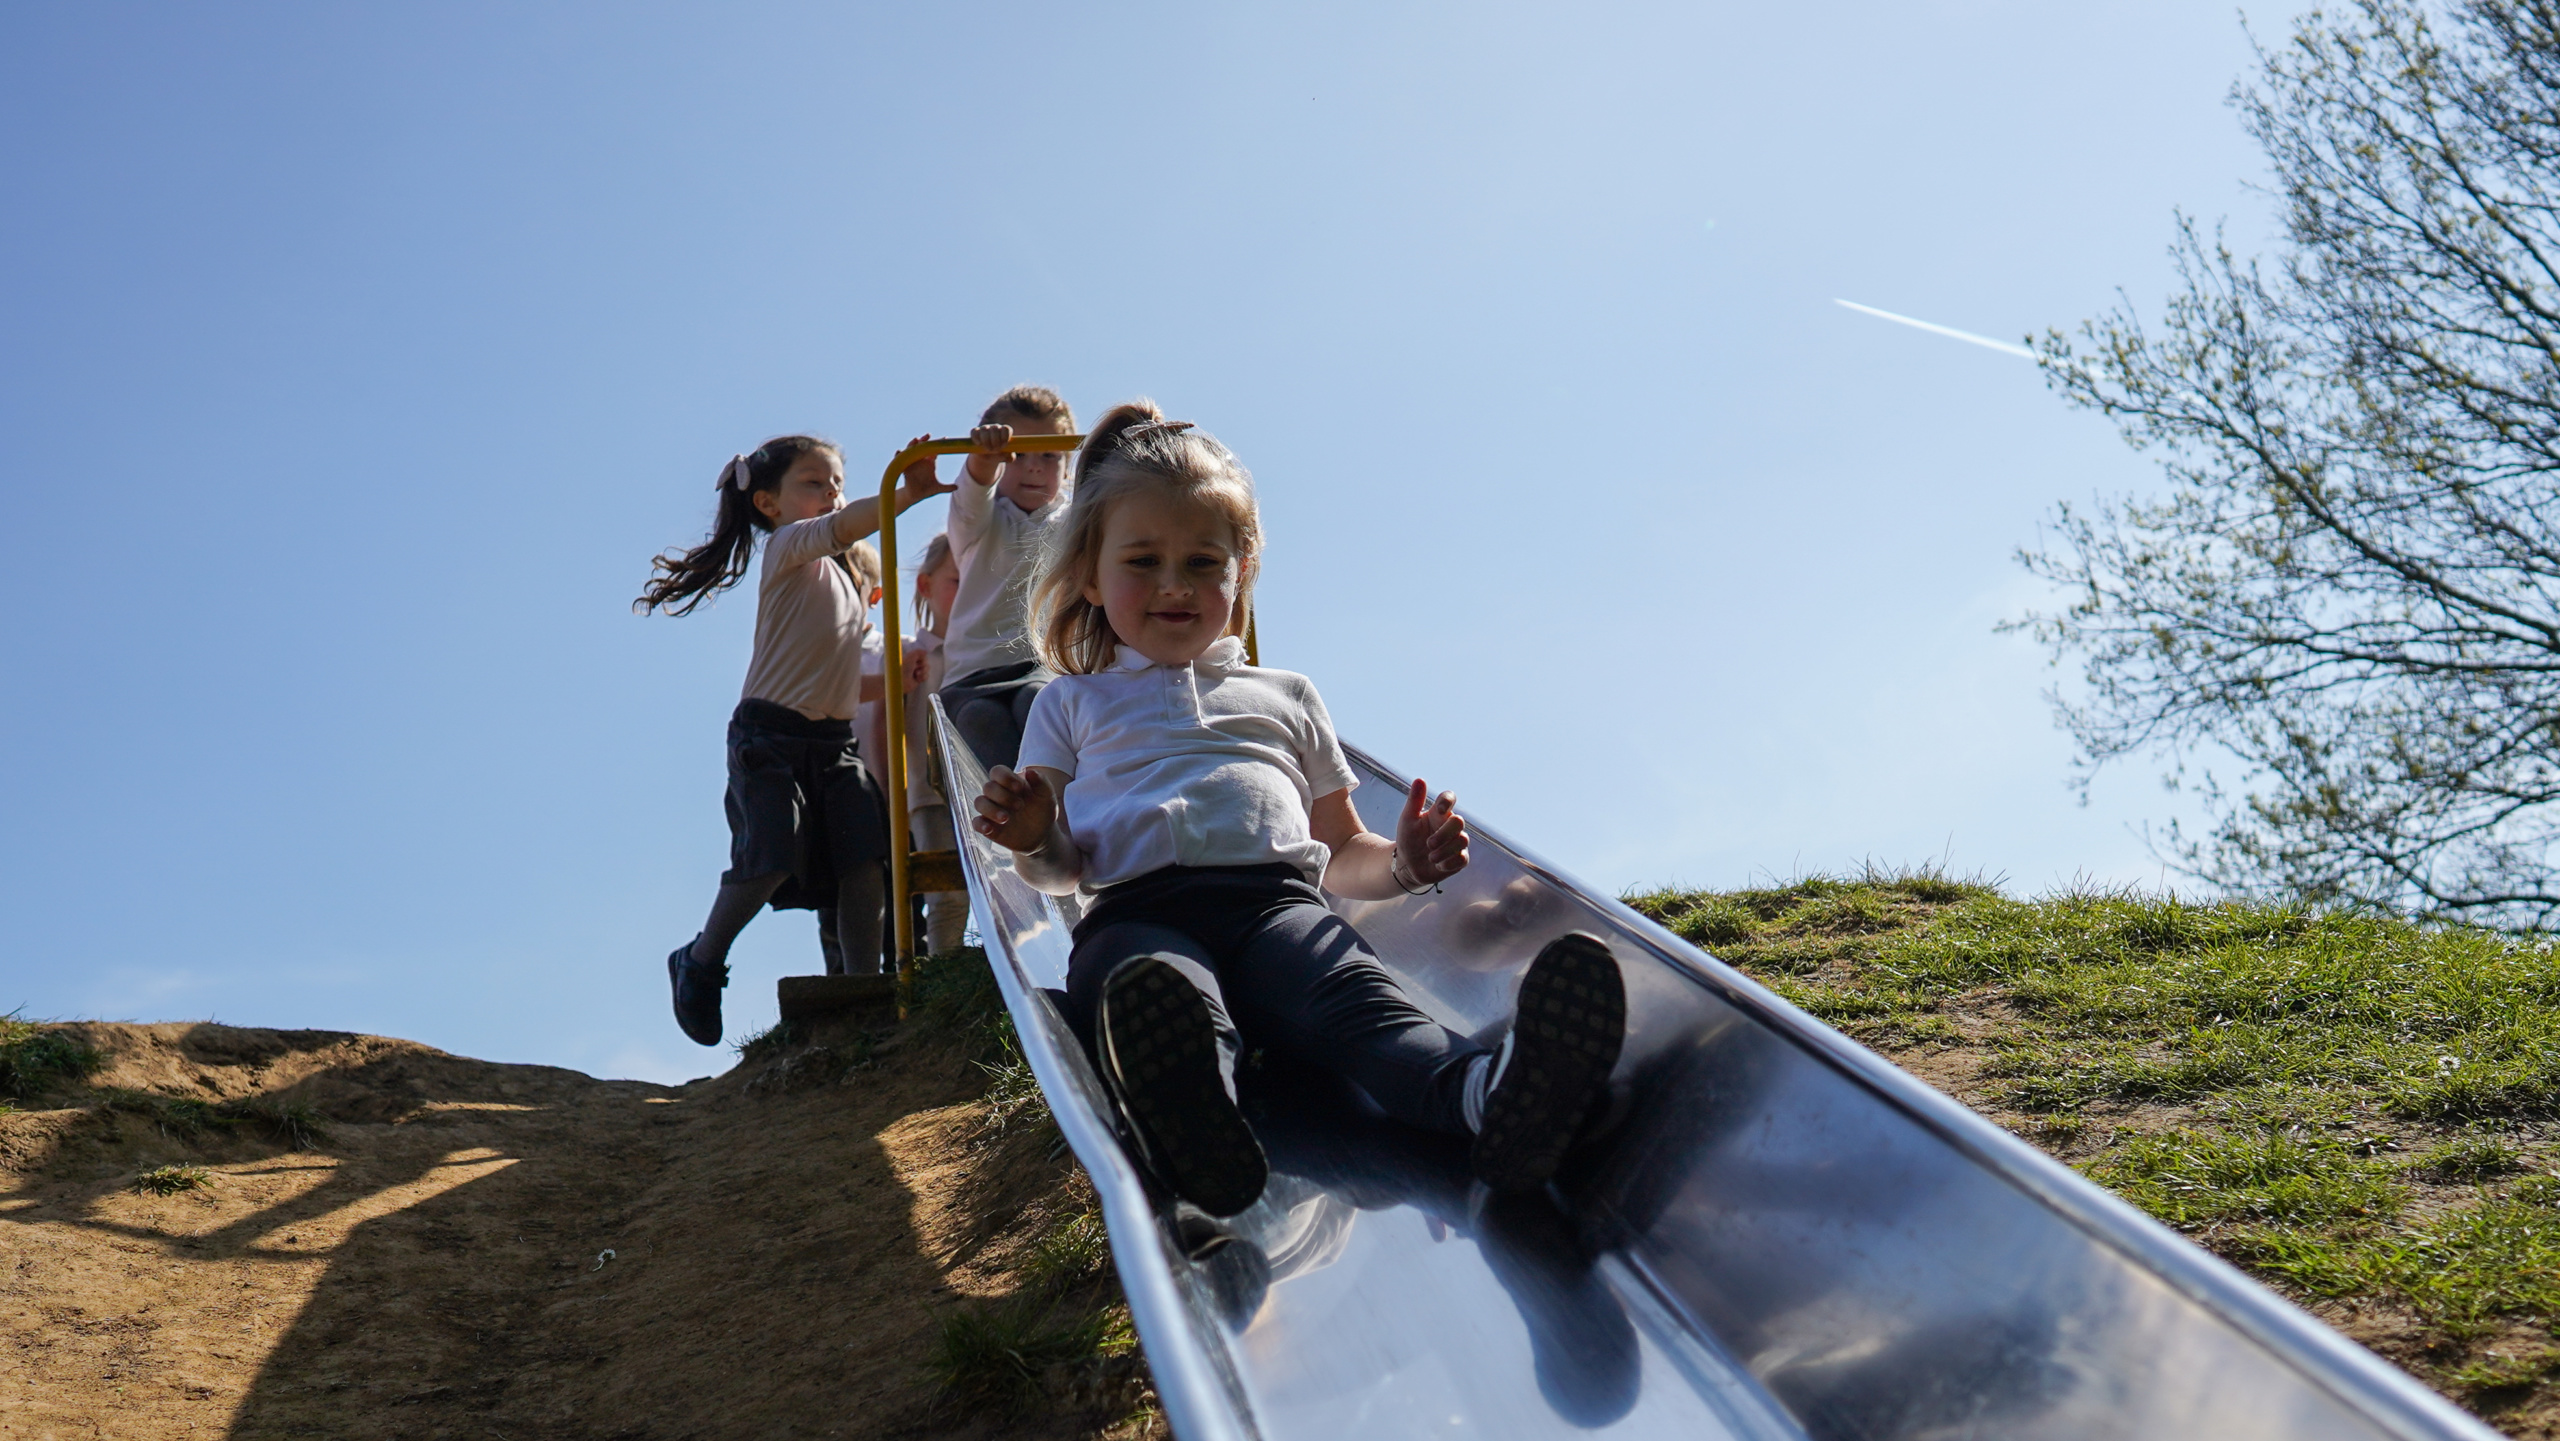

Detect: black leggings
[940,661,1047,771]
[1064,865,1485,1135]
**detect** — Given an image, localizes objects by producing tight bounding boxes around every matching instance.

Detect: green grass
[133,1164,212,1195]
[227,1096,327,1149]
[906,947,1134,1416]
[97,1087,327,1149]
[1627,869,2560,1425]
[0,1015,102,1098]
[908,947,1055,1139]
[733,1019,806,1065]
[925,1288,1130,1412]
[910,946,1009,1050]
[928,1204,1136,1415]
[1021,1209,1114,1292]
[0,1019,326,1150]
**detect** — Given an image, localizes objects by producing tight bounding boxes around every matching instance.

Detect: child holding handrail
[639,436,952,1045]
[940,385,1076,768]
[973,401,1625,1215]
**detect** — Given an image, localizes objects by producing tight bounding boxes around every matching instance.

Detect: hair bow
[718,453,753,492]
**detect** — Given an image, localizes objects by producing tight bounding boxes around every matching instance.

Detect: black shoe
[1098,957,1268,1217]
[1472,933,1625,1192]
[1173,1202,1272,1326]
[668,939,727,1047]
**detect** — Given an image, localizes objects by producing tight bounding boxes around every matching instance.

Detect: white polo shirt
[1017,635,1359,891]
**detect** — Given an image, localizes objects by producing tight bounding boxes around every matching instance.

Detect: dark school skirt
[722,698,890,912]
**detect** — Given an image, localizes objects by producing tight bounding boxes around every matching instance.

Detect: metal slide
[930,704,2500,1441]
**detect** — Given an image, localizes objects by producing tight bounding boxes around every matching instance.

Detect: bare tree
[2023,0,2560,926]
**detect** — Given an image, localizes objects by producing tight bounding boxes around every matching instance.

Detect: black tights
[1063,865,1484,1135]
[695,865,886,976]
[940,662,1047,771]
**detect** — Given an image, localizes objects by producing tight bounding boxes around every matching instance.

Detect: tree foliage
[2024,0,2560,927]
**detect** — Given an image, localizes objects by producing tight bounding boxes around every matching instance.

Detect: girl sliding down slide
[973,401,1626,1215]
[638,436,953,1044]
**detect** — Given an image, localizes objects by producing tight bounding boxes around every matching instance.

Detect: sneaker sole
[1101,959,1267,1217]
[1473,933,1625,1192]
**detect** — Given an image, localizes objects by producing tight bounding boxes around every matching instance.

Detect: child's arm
[865,695,892,785]
[946,424,1010,567]
[773,435,954,570]
[1312,779,1470,901]
[832,433,954,546]
[974,765,1083,894]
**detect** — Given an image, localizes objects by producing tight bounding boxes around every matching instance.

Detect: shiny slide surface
[932,705,2497,1441]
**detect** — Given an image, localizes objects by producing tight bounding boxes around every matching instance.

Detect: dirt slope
[0,1008,1153,1440]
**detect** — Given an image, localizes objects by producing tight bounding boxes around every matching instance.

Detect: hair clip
[718,453,752,492]
[1124,418,1196,440]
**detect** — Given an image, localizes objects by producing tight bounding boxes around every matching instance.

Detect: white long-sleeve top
[739,513,874,721]
[943,460,1069,683]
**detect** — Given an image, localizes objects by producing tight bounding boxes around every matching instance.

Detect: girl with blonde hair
[974,402,1625,1216]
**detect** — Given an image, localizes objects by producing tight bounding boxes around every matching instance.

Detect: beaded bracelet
[1390,846,1440,896]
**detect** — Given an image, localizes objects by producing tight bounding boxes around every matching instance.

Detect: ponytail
[635,436,838,616]
[1030,399,1260,675]
[1073,399,1175,486]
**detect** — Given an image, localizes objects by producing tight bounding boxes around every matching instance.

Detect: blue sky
[2,2,2274,1082]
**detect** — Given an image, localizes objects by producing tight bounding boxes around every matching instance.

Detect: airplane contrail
[1834,298,2035,359]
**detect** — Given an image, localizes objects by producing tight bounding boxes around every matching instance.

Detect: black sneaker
[668,939,727,1047]
[1472,933,1625,1192]
[1098,957,1268,1217]
[1173,1202,1272,1326]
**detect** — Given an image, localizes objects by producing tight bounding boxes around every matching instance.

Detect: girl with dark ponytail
[639,435,953,1046]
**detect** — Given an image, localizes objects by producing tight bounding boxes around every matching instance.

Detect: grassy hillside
[1627,872,2560,1437]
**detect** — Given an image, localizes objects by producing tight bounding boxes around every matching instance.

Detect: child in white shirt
[903,532,970,955]
[941,385,1076,769]
[639,435,951,1045]
[974,402,1625,1216]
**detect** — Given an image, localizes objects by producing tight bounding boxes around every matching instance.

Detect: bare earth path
[0,1016,1144,1441]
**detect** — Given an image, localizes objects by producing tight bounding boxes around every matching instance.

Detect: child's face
[1085,488,1244,667]
[922,557,961,632]
[755,451,846,526]
[992,414,1074,512]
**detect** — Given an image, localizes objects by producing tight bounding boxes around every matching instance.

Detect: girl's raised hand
[973,764,1056,853]
[1395,778,1470,886]
[965,423,1013,485]
[899,432,957,502]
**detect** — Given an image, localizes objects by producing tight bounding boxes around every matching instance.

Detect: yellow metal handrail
[876,433,1083,980]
